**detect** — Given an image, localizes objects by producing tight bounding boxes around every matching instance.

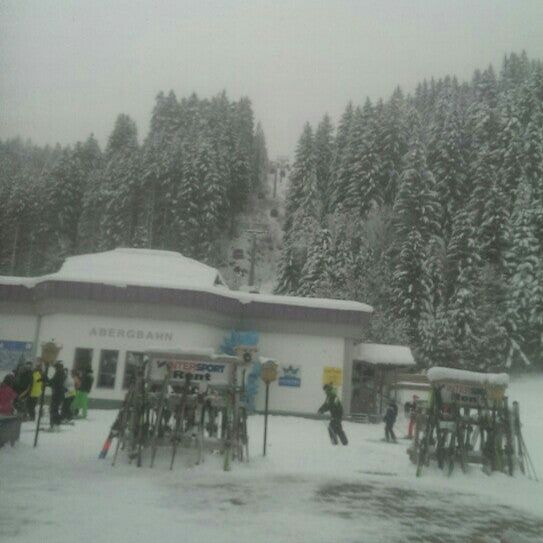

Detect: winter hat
[323,384,335,395]
[3,374,15,387]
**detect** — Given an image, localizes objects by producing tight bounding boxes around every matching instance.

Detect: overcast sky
[1,1,543,158]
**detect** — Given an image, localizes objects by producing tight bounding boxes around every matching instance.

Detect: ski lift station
[0,248,416,417]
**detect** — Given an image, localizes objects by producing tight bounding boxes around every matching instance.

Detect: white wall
[38,313,226,401]
[0,313,38,343]
[254,332,345,415]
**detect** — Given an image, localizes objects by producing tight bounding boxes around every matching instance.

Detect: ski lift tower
[246,227,266,288]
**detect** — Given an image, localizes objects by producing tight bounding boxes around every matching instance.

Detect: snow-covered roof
[44,248,227,290]
[0,248,372,317]
[353,343,415,367]
[427,367,509,387]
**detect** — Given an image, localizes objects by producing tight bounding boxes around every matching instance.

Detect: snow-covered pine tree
[94,115,140,250]
[393,112,441,343]
[252,122,269,193]
[141,91,182,249]
[378,87,408,206]
[329,103,354,211]
[314,114,334,219]
[275,123,317,294]
[191,133,226,262]
[297,228,333,297]
[504,180,543,368]
[427,83,468,239]
[344,99,381,219]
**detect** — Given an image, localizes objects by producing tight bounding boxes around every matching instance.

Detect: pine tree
[252,122,269,192]
[297,228,333,297]
[378,87,408,205]
[344,99,380,218]
[504,180,543,367]
[314,114,334,219]
[393,114,441,342]
[275,124,317,294]
[329,103,354,210]
[427,87,468,238]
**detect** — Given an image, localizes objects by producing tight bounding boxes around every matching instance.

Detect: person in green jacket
[318,384,348,445]
[72,367,93,419]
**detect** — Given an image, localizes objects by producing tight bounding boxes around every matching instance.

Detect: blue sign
[0,340,33,371]
[278,365,301,387]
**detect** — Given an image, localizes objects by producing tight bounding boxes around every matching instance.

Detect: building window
[98,350,119,389]
[123,351,144,389]
[73,348,93,374]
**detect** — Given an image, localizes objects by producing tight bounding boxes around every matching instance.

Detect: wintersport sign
[147,353,234,386]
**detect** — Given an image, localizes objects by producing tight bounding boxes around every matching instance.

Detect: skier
[384,399,398,443]
[0,374,18,416]
[27,360,44,421]
[318,384,348,445]
[73,366,93,419]
[48,361,65,430]
[61,369,76,422]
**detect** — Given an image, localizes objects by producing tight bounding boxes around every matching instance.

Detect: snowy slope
[1,376,542,543]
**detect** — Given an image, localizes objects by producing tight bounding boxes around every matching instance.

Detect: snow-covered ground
[2,377,543,543]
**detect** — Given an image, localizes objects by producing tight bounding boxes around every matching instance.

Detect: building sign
[0,340,33,371]
[278,365,301,387]
[147,357,233,386]
[90,327,173,342]
[323,366,343,386]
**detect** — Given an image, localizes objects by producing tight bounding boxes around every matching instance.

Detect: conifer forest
[2,52,543,372]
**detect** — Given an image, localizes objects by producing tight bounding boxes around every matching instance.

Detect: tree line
[0,91,268,275]
[276,52,543,372]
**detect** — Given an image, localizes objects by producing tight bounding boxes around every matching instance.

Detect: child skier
[318,384,348,445]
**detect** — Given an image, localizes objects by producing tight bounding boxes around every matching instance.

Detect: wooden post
[260,360,278,457]
[263,382,270,456]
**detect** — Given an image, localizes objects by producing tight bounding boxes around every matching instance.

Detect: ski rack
[409,367,537,480]
[102,349,251,471]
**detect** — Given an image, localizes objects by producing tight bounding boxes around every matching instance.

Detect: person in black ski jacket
[384,399,398,442]
[318,384,348,445]
[48,362,65,429]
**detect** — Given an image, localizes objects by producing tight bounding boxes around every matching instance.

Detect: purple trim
[2,280,369,327]
[0,284,34,302]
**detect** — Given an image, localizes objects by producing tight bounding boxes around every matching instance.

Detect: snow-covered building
[0,248,382,416]
[349,343,416,418]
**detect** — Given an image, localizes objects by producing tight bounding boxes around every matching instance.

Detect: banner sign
[278,365,301,387]
[442,383,491,406]
[0,340,33,372]
[147,356,233,386]
[322,366,343,386]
